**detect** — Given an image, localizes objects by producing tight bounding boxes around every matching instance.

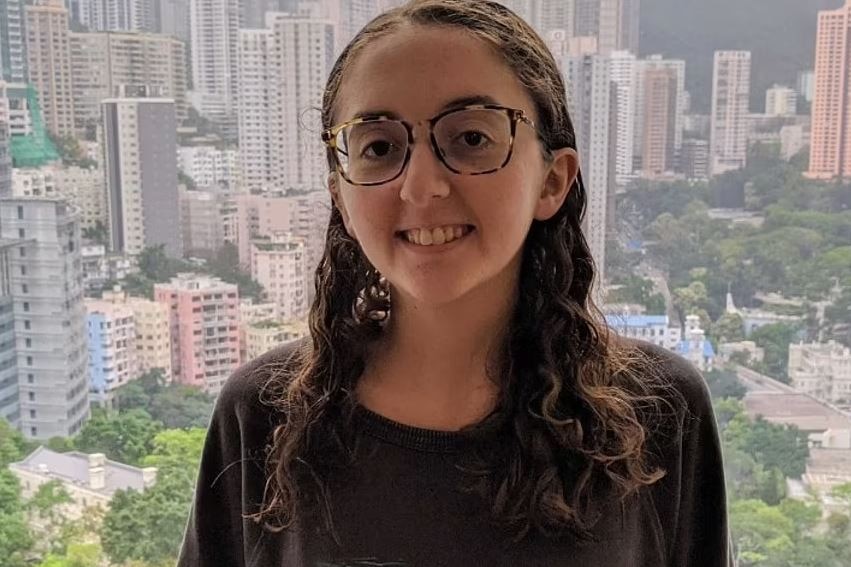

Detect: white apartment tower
[564,54,616,287]
[710,50,751,176]
[0,199,90,440]
[238,13,335,192]
[608,50,636,184]
[103,96,182,257]
[190,0,243,140]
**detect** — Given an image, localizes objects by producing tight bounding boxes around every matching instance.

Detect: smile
[398,224,475,246]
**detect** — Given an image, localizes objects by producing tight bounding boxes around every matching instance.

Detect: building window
[24,320,30,330]
[18,228,24,238]
[23,302,29,312]
[19,247,25,257]
[30,427,36,437]
[17,206,23,219]
[26,356,32,366]
[21,284,27,294]
[27,374,34,384]
[25,338,31,347]
[20,265,26,275]
[29,409,35,419]
[28,392,34,401]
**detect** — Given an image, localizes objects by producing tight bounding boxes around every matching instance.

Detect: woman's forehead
[334,26,536,123]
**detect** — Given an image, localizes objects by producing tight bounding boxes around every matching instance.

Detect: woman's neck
[357,272,517,431]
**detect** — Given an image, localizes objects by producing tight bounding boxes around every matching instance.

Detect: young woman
[178,1,731,565]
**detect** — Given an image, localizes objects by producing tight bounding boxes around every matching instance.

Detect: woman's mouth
[396,224,475,246]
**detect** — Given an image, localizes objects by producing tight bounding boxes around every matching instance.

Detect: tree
[705,369,747,400]
[726,415,810,479]
[607,275,666,313]
[36,543,104,567]
[0,470,33,567]
[101,429,206,565]
[73,408,163,466]
[749,323,802,381]
[711,312,745,345]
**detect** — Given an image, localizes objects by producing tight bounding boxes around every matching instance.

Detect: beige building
[231,191,330,283]
[238,299,280,362]
[11,165,107,231]
[179,187,226,256]
[25,0,75,137]
[250,233,309,323]
[70,31,188,133]
[789,340,851,405]
[101,289,173,382]
[243,320,308,362]
[84,299,139,408]
[9,447,157,521]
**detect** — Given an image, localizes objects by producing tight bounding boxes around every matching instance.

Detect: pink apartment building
[808,0,851,179]
[154,274,240,395]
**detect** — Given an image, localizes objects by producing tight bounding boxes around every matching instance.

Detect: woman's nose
[397,137,451,206]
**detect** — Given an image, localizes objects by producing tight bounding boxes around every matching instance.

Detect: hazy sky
[641,0,843,112]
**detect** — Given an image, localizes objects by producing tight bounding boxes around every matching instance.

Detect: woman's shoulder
[621,337,714,418]
[214,336,310,430]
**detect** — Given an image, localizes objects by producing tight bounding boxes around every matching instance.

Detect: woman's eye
[362,140,396,158]
[457,131,492,148]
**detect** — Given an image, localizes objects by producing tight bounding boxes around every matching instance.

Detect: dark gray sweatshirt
[177,339,732,567]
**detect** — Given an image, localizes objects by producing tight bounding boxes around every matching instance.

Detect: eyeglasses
[321,104,547,187]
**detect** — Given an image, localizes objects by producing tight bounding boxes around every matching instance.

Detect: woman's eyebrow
[351,94,502,121]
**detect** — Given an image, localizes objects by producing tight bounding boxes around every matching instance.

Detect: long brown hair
[250,0,683,544]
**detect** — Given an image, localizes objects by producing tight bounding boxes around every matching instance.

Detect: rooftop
[9,446,156,496]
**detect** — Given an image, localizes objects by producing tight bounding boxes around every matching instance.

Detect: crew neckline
[353,402,507,453]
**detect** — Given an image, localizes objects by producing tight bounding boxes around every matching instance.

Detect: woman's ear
[534,148,580,222]
[327,172,357,240]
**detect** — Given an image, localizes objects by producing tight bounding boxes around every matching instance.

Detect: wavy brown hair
[249,0,684,545]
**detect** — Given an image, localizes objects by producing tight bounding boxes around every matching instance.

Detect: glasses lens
[433,109,512,173]
[336,120,408,185]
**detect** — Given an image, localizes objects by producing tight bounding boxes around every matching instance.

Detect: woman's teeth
[402,225,472,246]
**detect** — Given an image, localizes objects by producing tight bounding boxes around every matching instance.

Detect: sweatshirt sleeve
[652,352,733,567]
[175,348,286,567]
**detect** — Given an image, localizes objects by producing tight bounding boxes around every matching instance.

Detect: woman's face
[330,25,576,307]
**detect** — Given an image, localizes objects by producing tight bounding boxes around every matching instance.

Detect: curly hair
[248,0,684,545]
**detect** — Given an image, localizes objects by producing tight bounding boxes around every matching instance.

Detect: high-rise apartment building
[250,232,309,322]
[807,0,851,179]
[0,82,11,197]
[190,0,243,140]
[765,85,798,117]
[85,298,138,408]
[231,191,330,283]
[710,50,751,176]
[178,186,225,256]
[11,165,107,232]
[102,96,182,257]
[70,31,188,132]
[608,50,636,183]
[156,0,190,43]
[0,240,20,426]
[25,0,75,137]
[564,54,615,287]
[573,0,639,54]
[154,274,239,395]
[634,55,685,173]
[177,145,240,190]
[640,67,678,177]
[1,0,28,83]
[79,0,157,32]
[238,13,335,192]
[0,198,90,440]
[101,288,173,381]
